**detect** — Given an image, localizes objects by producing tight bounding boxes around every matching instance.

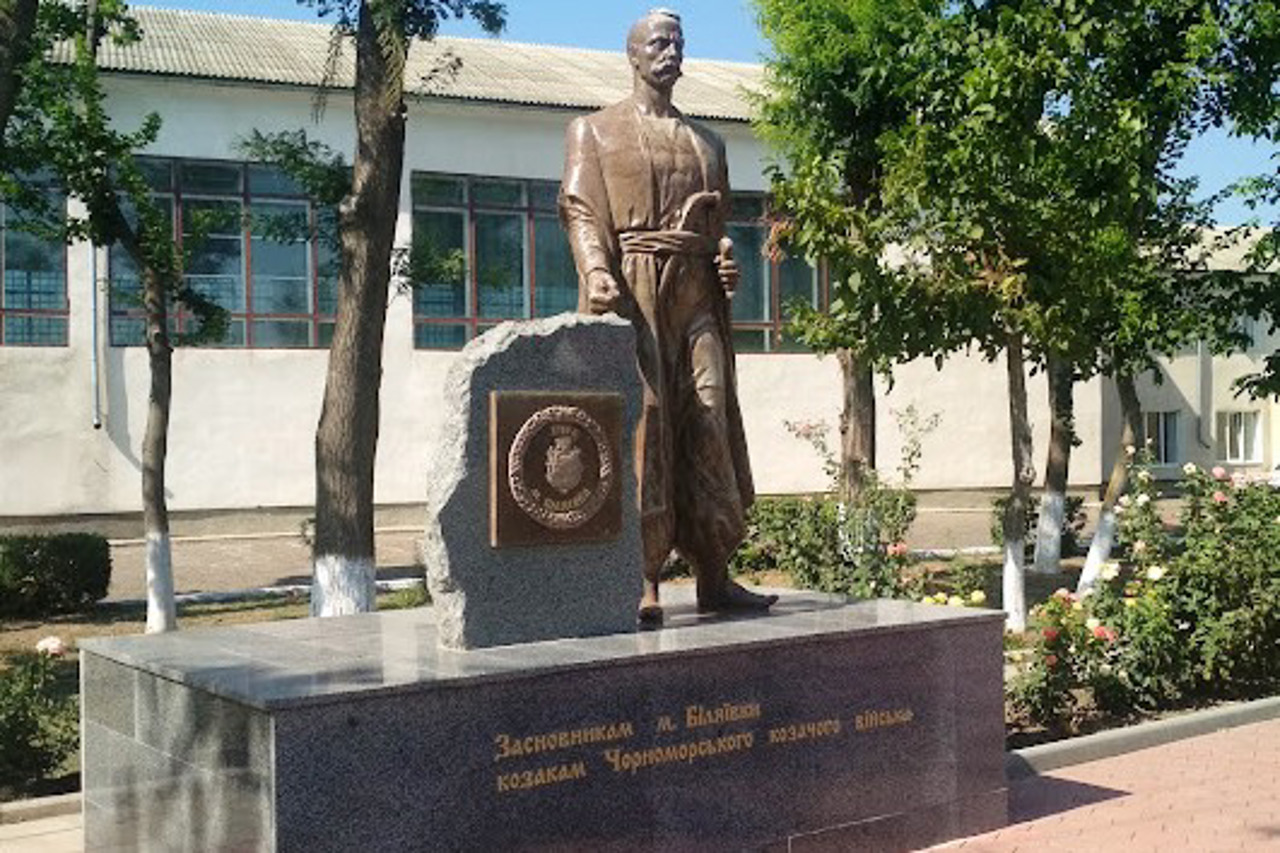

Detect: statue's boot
[638,578,664,624]
[698,579,778,613]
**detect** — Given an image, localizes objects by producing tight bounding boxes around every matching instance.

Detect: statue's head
[627,9,684,92]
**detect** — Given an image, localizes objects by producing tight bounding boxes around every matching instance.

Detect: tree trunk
[141,267,176,633]
[836,348,875,503]
[312,2,407,616]
[1079,372,1143,593]
[0,0,39,144]
[1032,355,1074,575]
[1002,329,1034,632]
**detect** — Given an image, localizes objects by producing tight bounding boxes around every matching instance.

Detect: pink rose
[886,542,909,557]
[1212,466,1228,480]
[1213,490,1228,504]
[1042,627,1060,642]
[1092,625,1116,643]
[1044,654,1059,668]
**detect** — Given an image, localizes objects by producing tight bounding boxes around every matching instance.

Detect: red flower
[1042,627,1060,642]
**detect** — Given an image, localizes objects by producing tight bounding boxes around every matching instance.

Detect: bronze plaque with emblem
[490,391,624,548]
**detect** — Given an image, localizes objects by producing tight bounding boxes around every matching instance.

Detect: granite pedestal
[81,591,1007,852]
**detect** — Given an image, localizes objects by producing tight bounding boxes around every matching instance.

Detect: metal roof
[97,7,763,122]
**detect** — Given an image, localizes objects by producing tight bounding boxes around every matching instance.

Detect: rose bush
[1,639,79,795]
[1010,454,1280,728]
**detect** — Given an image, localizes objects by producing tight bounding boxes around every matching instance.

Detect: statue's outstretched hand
[586,269,623,314]
[716,236,739,296]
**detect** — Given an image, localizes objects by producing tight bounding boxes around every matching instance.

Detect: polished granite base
[80,590,1007,852]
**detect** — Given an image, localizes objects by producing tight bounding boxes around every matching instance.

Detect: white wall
[11,73,1264,518]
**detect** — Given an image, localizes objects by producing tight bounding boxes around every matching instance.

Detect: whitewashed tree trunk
[1032,491,1066,575]
[311,554,376,616]
[1033,356,1073,575]
[1002,535,1027,632]
[1002,329,1035,633]
[311,4,407,616]
[141,264,177,634]
[1077,372,1143,595]
[1078,508,1118,592]
[144,530,176,633]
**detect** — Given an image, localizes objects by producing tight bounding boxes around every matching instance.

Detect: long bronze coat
[559,97,754,573]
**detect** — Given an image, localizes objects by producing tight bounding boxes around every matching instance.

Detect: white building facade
[0,9,1274,519]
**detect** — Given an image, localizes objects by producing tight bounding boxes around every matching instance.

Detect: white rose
[1101,563,1120,581]
[1146,566,1167,582]
[1136,493,1150,506]
[35,636,66,657]
[1118,495,1132,507]
[1183,463,1197,475]
[1086,617,1101,630]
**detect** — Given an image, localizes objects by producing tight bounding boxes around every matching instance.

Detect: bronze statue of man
[559,9,776,620]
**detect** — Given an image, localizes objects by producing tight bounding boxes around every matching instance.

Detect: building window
[410,173,574,348]
[109,158,336,348]
[725,194,823,353]
[1216,410,1262,463]
[1143,411,1179,464]
[1,196,68,346]
[409,174,824,351]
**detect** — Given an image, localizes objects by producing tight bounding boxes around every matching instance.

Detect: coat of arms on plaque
[489,391,624,547]
[545,434,584,494]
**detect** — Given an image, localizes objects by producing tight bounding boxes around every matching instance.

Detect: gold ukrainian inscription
[767,718,842,744]
[487,699,920,797]
[495,760,588,793]
[601,732,755,775]
[854,708,915,732]
[493,722,635,762]
[684,701,761,729]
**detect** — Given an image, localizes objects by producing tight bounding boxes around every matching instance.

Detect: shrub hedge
[0,533,111,618]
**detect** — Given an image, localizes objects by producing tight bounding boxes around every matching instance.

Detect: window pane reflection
[476,213,525,319]
[534,216,577,316]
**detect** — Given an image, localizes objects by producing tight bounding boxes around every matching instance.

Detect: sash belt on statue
[619,230,717,257]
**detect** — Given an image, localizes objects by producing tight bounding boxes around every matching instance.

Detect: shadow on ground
[268,565,424,588]
[1009,775,1128,824]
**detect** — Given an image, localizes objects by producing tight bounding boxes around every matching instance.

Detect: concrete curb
[1006,694,1280,780]
[0,792,79,825]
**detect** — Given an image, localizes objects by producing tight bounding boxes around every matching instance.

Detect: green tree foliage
[754,0,980,502]
[2,1,228,633]
[756,0,1276,624]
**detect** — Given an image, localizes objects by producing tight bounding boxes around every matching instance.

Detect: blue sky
[141,1,1274,225]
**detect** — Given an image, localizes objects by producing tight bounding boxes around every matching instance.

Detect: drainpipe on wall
[1196,340,1212,449]
[91,242,102,430]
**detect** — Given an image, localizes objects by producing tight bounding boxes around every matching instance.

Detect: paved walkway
[932,717,1280,852]
[96,495,1098,602]
[104,528,424,601]
[5,717,1276,852]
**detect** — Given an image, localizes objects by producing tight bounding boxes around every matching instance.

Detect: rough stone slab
[422,314,644,649]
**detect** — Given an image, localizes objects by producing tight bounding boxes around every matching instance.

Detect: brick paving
[932,717,1280,852]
